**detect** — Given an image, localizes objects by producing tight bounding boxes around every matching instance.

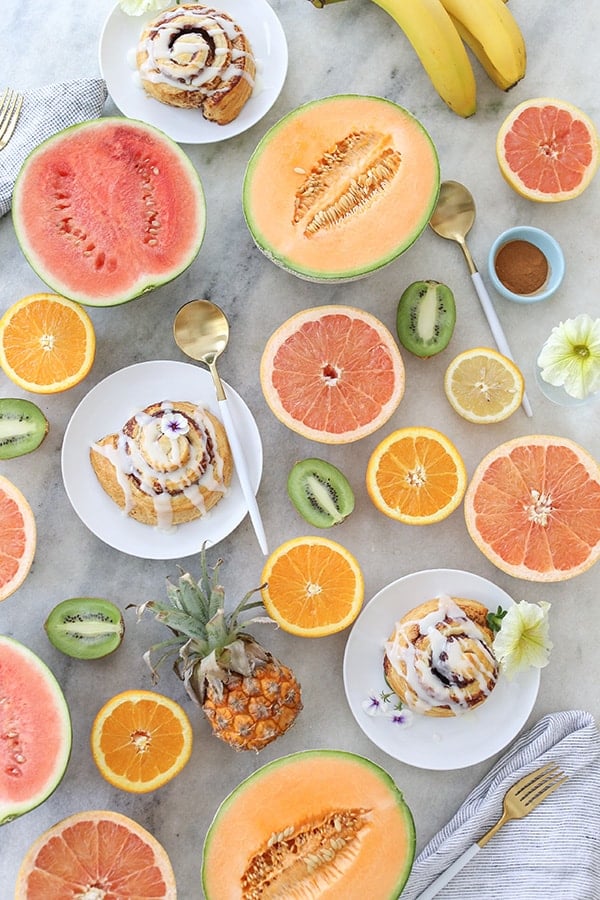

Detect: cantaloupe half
[243,94,440,282]
[202,749,416,898]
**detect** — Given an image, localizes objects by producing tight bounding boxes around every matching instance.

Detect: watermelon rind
[0,635,72,825]
[243,94,440,283]
[202,748,416,898]
[12,117,206,307]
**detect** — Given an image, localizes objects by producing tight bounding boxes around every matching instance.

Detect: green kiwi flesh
[287,458,355,528]
[0,398,48,459]
[45,598,125,659]
[396,280,456,358]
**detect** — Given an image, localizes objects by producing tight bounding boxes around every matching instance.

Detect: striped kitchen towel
[0,79,107,217]
[403,709,600,900]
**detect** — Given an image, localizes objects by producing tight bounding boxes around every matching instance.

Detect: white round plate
[343,569,540,770]
[98,0,288,144]
[61,360,263,559]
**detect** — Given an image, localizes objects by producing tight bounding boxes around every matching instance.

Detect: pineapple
[137,548,302,752]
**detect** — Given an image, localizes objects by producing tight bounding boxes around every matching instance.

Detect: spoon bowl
[428,180,532,417]
[173,298,229,368]
[174,299,230,401]
[429,180,477,269]
[173,299,269,554]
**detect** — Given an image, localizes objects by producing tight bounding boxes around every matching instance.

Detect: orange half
[366,426,467,524]
[261,536,365,637]
[91,689,193,793]
[0,292,95,393]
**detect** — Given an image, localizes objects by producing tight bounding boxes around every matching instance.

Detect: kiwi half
[0,398,48,459]
[287,458,355,528]
[45,598,125,659]
[396,280,456,358]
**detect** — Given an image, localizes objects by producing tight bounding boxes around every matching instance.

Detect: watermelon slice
[12,118,206,307]
[0,635,72,825]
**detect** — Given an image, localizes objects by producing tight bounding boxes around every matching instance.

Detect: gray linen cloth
[0,79,107,217]
[402,709,600,899]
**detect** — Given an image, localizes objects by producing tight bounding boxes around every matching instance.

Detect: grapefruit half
[496,98,599,202]
[464,435,600,582]
[0,474,36,601]
[260,305,405,444]
[15,810,176,899]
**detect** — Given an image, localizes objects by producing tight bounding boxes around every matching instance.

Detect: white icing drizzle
[385,594,498,715]
[92,401,227,531]
[138,5,255,95]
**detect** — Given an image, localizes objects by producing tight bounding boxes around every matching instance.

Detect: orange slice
[0,292,95,393]
[261,536,364,637]
[366,426,467,524]
[15,809,176,899]
[465,434,600,582]
[444,347,524,424]
[0,475,36,602]
[496,98,599,202]
[90,689,193,793]
[260,305,405,444]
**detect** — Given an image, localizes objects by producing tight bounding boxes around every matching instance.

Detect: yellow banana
[438,0,526,91]
[369,0,477,117]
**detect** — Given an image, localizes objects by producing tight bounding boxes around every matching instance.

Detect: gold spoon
[173,299,269,555]
[429,180,532,417]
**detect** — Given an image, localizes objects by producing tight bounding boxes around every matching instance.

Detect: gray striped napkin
[403,710,600,899]
[0,79,107,217]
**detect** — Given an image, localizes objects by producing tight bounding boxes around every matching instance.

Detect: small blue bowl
[488,226,565,303]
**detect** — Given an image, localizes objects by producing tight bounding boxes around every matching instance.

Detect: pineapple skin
[202,654,302,752]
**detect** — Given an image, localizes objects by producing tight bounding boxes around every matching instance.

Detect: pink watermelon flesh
[0,636,71,825]
[12,118,206,307]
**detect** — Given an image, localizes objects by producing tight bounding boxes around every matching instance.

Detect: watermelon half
[0,635,72,825]
[12,118,206,307]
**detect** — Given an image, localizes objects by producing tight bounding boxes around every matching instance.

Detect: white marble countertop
[1,0,599,896]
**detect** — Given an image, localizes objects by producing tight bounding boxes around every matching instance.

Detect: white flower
[160,412,189,437]
[537,314,600,399]
[383,707,414,728]
[362,690,387,717]
[119,0,178,16]
[493,601,552,679]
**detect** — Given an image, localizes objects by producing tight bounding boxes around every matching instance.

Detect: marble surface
[1,0,599,896]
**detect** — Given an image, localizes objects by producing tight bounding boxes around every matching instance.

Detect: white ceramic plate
[343,569,540,770]
[61,360,263,559]
[98,0,288,144]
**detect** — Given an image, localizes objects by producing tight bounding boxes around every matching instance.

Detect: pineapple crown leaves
[135,549,275,697]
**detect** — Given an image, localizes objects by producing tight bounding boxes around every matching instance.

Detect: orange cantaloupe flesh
[202,749,416,899]
[243,94,439,281]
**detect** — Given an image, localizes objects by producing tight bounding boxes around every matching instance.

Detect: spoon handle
[218,396,269,556]
[471,272,533,417]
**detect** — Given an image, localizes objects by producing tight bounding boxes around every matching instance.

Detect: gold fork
[0,88,23,151]
[416,762,568,899]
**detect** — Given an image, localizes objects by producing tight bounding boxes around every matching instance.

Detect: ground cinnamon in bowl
[494,239,549,295]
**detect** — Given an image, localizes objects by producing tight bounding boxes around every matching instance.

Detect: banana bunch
[308,0,527,118]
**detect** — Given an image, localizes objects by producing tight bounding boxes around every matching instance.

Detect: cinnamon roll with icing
[90,401,232,530]
[383,595,499,717]
[136,4,256,125]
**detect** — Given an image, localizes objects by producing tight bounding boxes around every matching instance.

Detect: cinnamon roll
[90,401,232,529]
[383,595,499,717]
[136,4,256,125]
